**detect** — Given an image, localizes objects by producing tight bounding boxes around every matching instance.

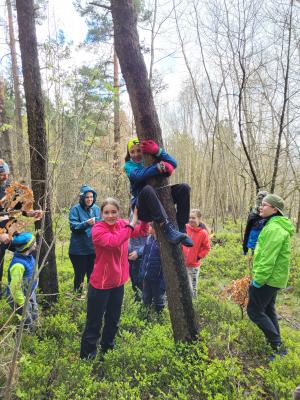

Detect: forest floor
[0,217,300,399]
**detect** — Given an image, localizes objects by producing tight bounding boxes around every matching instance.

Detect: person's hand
[140,140,161,155]
[0,233,10,244]
[157,161,174,176]
[87,217,96,226]
[128,251,138,260]
[26,210,43,220]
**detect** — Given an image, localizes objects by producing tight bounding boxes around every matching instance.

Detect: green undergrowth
[0,221,300,399]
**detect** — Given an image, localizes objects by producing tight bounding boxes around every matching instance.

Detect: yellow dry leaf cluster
[221,275,251,308]
[0,182,35,238]
[3,181,34,212]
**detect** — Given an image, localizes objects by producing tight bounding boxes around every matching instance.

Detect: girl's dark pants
[247,284,281,349]
[80,284,124,359]
[69,253,95,292]
[137,184,190,232]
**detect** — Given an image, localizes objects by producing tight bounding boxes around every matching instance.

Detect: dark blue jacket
[124,149,177,206]
[140,236,164,282]
[243,210,266,254]
[69,185,101,255]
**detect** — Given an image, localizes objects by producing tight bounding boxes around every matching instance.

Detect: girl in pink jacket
[80,198,148,359]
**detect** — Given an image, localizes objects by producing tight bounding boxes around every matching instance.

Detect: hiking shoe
[181,235,193,247]
[268,347,288,362]
[163,221,193,246]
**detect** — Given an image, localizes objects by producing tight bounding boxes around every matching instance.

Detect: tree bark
[270,0,294,193]
[6,0,26,178]
[15,0,58,303]
[111,0,198,342]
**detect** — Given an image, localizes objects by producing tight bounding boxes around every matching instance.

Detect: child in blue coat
[140,225,166,313]
[128,234,148,302]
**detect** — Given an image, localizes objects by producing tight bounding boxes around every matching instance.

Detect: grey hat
[256,191,268,207]
[263,194,284,216]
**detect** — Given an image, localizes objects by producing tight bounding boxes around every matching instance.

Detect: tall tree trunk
[270,0,293,193]
[0,78,14,173]
[6,0,26,178]
[15,0,58,303]
[111,0,198,342]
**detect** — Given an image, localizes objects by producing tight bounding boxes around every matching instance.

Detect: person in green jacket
[6,232,38,331]
[246,194,294,357]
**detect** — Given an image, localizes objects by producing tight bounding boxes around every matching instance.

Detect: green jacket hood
[268,216,294,237]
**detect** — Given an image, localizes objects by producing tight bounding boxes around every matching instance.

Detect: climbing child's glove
[141,140,162,156]
[157,161,174,176]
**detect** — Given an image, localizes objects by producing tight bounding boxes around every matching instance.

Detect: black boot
[163,221,193,247]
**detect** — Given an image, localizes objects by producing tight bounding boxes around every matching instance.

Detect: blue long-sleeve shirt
[124,149,177,205]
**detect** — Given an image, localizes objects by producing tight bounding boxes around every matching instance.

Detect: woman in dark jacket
[69,185,101,293]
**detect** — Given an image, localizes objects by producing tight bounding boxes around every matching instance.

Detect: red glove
[157,161,174,176]
[140,140,161,155]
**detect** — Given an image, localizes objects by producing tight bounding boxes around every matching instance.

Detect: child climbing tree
[110,0,198,342]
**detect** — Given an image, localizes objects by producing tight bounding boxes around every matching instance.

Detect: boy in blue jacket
[128,234,148,302]
[6,232,38,331]
[140,224,166,313]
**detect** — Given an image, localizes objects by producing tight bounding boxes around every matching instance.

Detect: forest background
[0,0,300,399]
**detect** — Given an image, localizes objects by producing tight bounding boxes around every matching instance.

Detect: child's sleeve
[9,263,25,306]
[198,231,211,260]
[131,221,149,238]
[124,163,161,183]
[156,149,177,168]
[92,224,132,248]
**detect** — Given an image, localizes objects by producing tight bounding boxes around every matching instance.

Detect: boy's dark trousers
[142,278,166,313]
[138,184,190,232]
[80,284,124,359]
[129,259,142,301]
[247,284,281,349]
[69,253,95,292]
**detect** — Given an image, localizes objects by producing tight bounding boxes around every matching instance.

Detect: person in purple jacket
[124,138,193,248]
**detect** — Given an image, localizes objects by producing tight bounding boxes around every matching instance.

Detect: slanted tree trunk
[6,0,26,178]
[111,0,198,342]
[16,0,58,303]
[0,78,14,173]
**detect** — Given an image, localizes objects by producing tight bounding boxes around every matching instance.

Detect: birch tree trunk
[6,0,26,177]
[0,78,14,173]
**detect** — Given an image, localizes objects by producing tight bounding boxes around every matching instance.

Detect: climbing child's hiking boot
[163,221,193,247]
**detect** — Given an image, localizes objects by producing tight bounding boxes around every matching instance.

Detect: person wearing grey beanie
[0,159,42,298]
[243,190,268,256]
